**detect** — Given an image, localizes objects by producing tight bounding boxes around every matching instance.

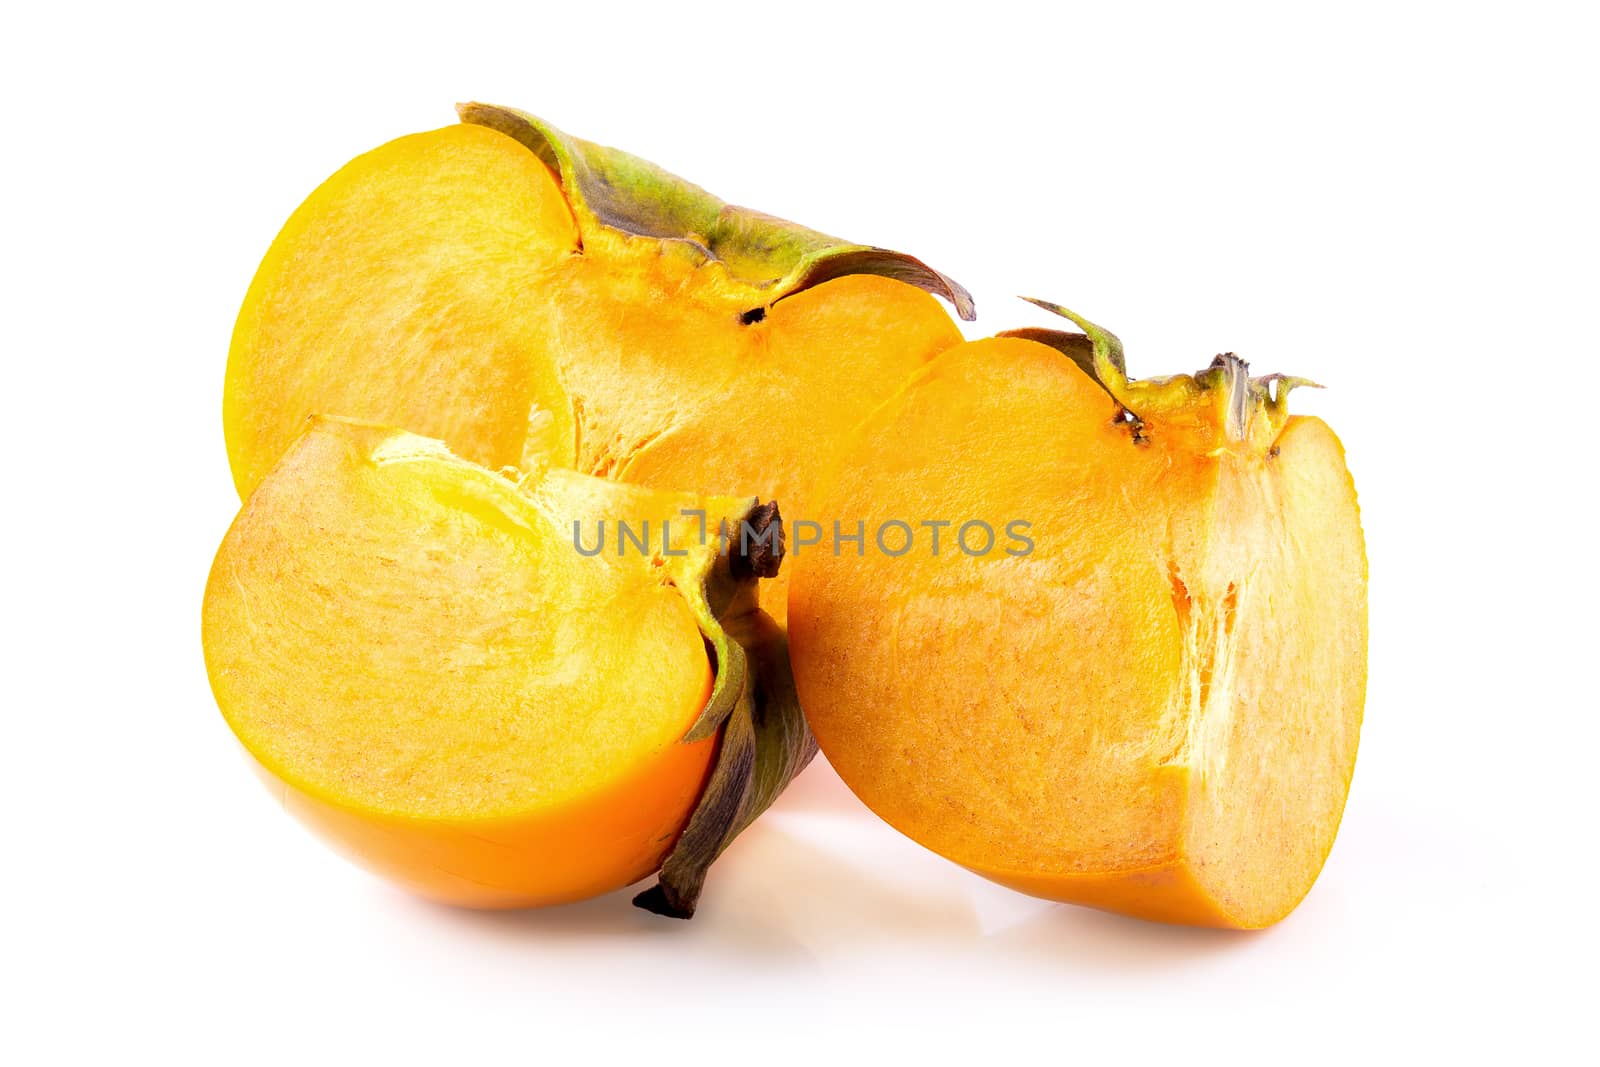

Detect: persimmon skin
[789,337,1367,929]
[241,745,713,910]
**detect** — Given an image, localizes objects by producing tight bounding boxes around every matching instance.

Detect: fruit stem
[727,501,785,582]
[1212,353,1252,443]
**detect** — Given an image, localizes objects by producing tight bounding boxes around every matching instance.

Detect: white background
[5,1,1595,1061]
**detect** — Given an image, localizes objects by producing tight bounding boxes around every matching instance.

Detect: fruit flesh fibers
[225,123,963,622]
[202,419,719,907]
[788,337,1367,928]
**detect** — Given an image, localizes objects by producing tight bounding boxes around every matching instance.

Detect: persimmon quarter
[203,419,806,911]
[789,320,1367,929]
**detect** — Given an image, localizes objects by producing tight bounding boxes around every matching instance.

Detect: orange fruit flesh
[788,337,1366,928]
[224,124,579,498]
[555,254,960,625]
[224,124,963,623]
[202,419,718,907]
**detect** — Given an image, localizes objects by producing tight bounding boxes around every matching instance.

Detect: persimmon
[788,303,1367,929]
[224,104,971,623]
[202,417,810,916]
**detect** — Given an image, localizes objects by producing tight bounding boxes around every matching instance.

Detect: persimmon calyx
[456,102,975,321]
[517,471,812,917]
[634,499,817,919]
[1006,298,1323,452]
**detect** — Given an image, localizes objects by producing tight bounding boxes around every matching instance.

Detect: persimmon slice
[204,418,809,912]
[789,323,1367,929]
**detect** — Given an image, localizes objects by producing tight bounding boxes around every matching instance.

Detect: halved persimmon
[224,105,972,623]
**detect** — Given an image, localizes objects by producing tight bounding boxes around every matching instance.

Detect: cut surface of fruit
[788,320,1366,929]
[225,124,579,498]
[225,105,971,623]
[204,418,810,911]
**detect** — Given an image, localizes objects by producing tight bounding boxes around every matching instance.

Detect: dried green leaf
[457,102,974,320]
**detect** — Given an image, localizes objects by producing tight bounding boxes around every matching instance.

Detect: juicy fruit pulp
[203,418,810,913]
[225,105,972,624]
[788,309,1367,928]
